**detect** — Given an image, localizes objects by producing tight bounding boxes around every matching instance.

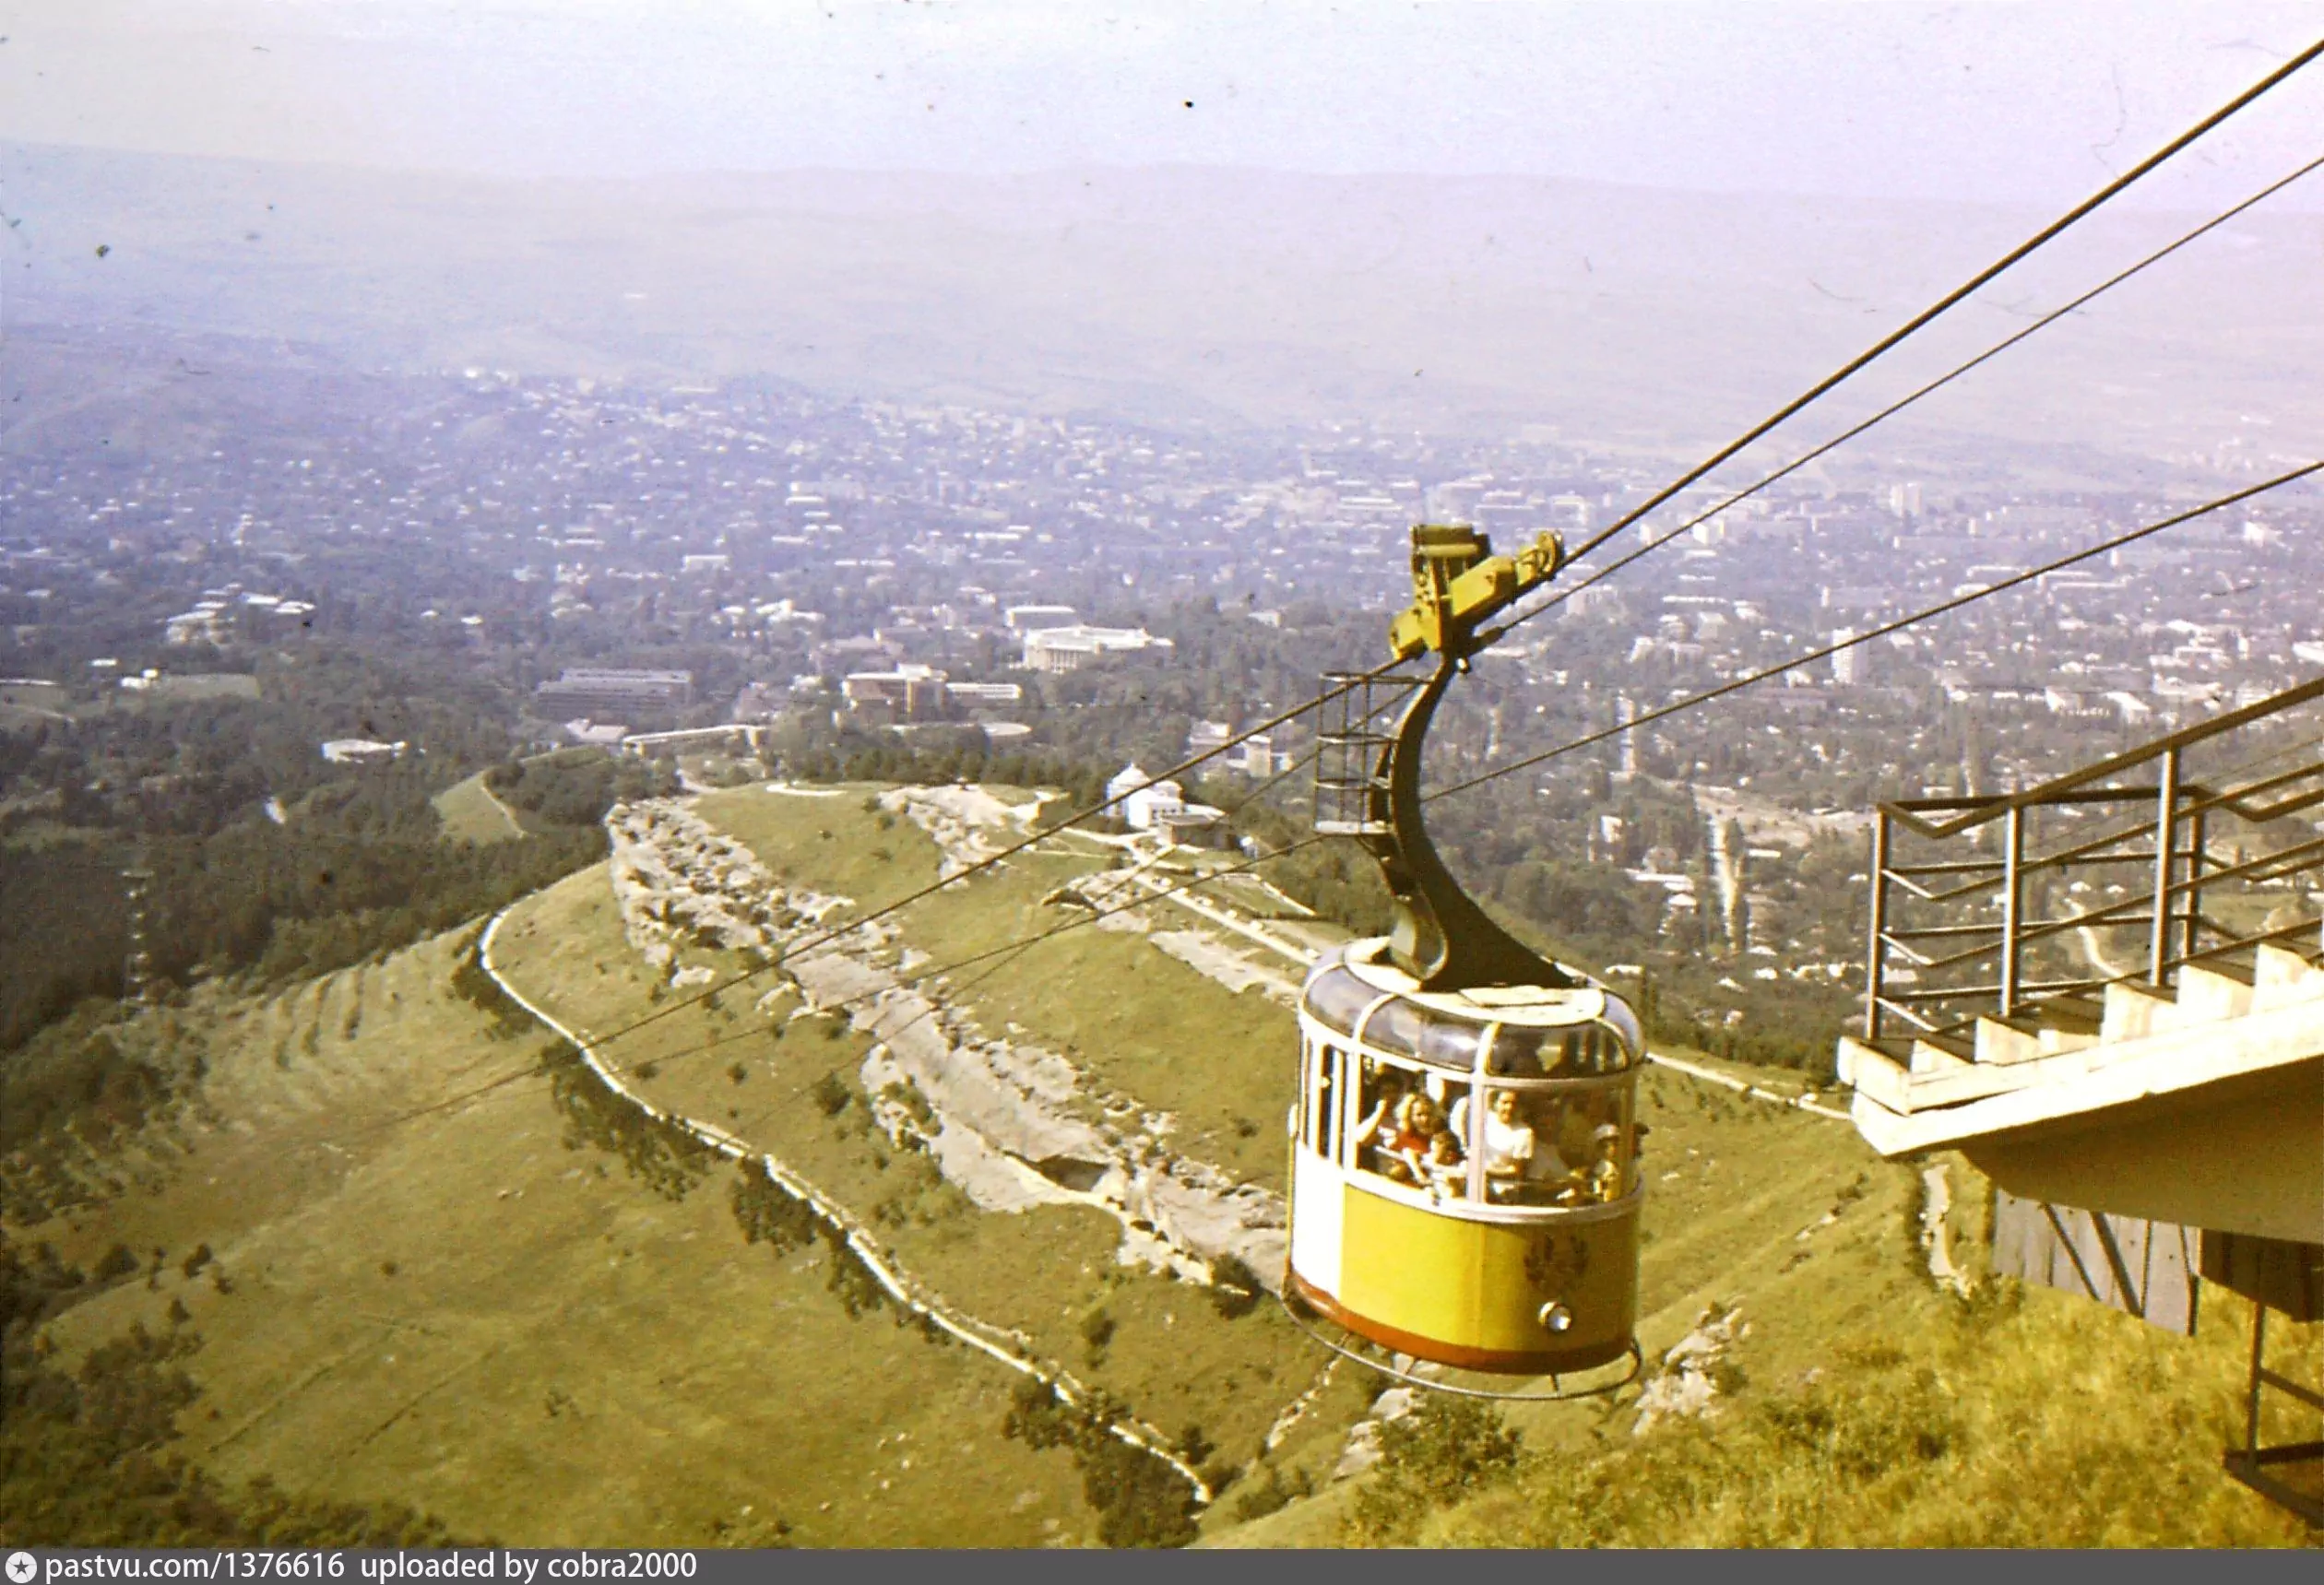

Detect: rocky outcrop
[606,799,811,971]
[796,949,1288,1288]
[877,784,1055,880]
[1631,1305,1749,1437]
[602,795,1291,1290]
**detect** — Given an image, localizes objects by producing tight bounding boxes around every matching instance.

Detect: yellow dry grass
[431,773,526,844]
[30,928,1090,1546]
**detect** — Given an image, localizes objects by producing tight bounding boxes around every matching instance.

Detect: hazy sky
[2,1,2321,207]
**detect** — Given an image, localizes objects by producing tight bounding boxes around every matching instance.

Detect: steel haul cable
[571,753,1339,1089]
[1554,38,2324,573]
[1505,148,2324,634]
[1429,461,2324,803]
[551,464,2324,1118]
[351,755,1343,1137]
[299,49,2324,1145]
[575,41,2324,1062]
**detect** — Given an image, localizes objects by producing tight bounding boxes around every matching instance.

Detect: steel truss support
[2225,1300,2324,1527]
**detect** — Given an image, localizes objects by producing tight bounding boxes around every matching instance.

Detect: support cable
[1429,461,2324,803]
[1506,148,2324,633]
[1556,38,2324,572]
[351,763,1337,1138]
[587,755,1334,1089]
[488,42,2324,1062]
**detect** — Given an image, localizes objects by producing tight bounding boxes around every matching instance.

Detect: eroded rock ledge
[606,796,1288,1289]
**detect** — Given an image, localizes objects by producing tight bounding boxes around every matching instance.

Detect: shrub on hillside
[1206,1254,1263,1320]
[1345,1396,1523,1544]
[810,1070,853,1117]
[543,1044,712,1201]
[1080,1307,1117,1363]
[1229,1461,1314,1522]
[1000,1378,1199,1549]
[729,1159,820,1256]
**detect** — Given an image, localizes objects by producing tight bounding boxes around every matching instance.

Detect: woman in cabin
[1479,1088,1548,1202]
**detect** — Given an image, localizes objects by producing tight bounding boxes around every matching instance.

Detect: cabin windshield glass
[1600,997,1644,1061]
[1487,1020,1634,1077]
[1417,1014,1488,1071]
[1362,998,1427,1061]
[1303,965,1376,1035]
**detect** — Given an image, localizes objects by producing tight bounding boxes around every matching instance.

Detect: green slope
[22,778,2316,1547]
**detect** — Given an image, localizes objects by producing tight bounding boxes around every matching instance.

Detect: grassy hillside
[15,778,2318,1546]
[10,780,1381,1545]
[430,773,526,845]
[13,929,1095,1546]
[693,785,1303,1183]
[482,787,1356,1510]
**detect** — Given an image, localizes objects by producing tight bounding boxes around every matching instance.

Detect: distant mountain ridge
[4,143,2318,454]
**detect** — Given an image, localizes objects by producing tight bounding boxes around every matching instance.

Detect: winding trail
[476,907,1214,1506]
[479,778,525,839]
[1643,1050,1851,1122]
[1120,867,1312,968]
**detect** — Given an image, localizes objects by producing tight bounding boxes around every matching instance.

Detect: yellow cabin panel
[1336,1182,1640,1359]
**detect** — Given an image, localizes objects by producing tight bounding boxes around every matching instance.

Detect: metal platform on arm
[1315,669,1425,837]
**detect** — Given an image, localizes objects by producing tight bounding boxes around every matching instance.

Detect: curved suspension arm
[1366,653,1576,992]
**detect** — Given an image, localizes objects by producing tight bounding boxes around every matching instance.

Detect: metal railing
[1313,669,1425,836]
[1863,676,2324,1045]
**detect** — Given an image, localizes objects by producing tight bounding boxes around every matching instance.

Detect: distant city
[5,324,2321,1038]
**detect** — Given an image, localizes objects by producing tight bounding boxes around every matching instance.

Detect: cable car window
[1349,1055,1466,1199]
[1546,1084,1635,1205]
[1487,1021,1634,1077]
[1304,1043,1339,1156]
[1348,1057,1406,1176]
[1417,1014,1488,1071]
[1483,1024,1551,1077]
[1599,996,1644,1063]
[1303,966,1375,1035]
[1298,1040,1313,1150]
[1362,997,1426,1060]
[1561,1026,1619,1074]
[1467,1085,1576,1206]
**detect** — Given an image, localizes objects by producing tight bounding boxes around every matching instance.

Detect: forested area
[753,689,1856,1077]
[0,658,678,1057]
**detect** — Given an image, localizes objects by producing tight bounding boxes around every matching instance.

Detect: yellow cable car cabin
[1288,940,1643,1374]
[1286,523,1646,1383]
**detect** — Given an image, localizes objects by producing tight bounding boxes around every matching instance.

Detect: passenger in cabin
[1578,1122,1625,1202]
[1382,1093,1460,1189]
[1421,1112,1466,1199]
[1441,1080,1476,1143]
[1479,1088,1539,1201]
[1353,1070,1407,1175]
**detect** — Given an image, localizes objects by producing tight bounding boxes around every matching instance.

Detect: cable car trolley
[1286,525,1646,1393]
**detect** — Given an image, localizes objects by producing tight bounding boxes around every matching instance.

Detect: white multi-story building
[1832,630,1861,686]
[1020,624,1168,674]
